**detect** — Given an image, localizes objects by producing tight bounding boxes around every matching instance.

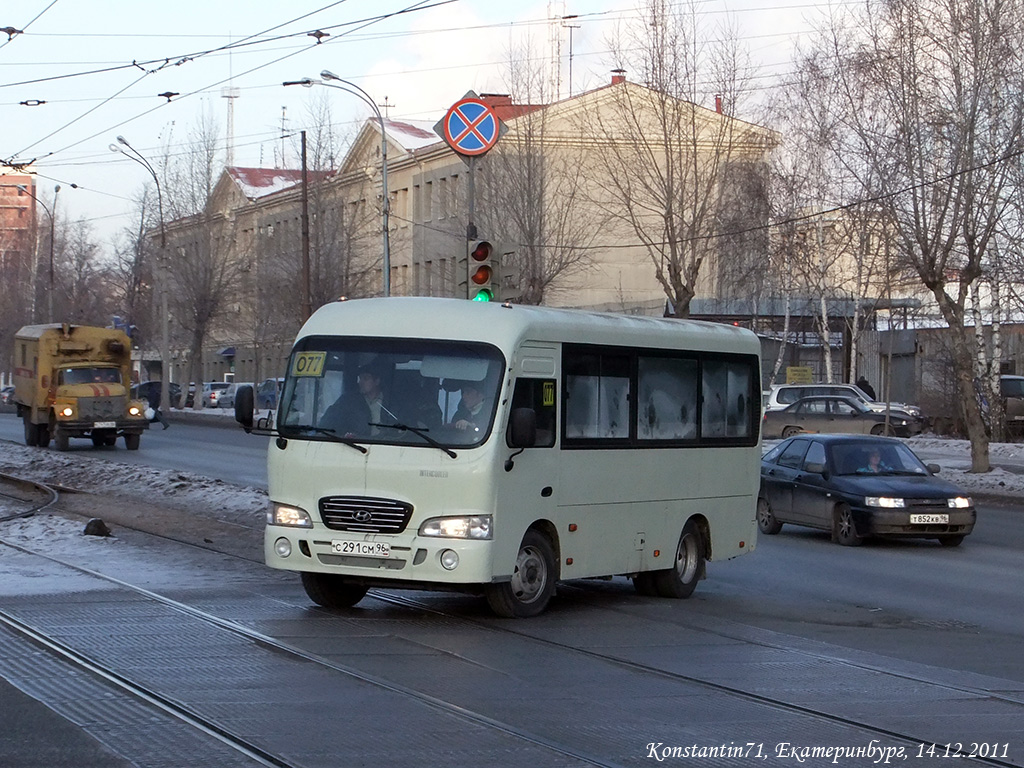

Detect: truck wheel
[24,415,38,447]
[54,429,69,451]
[36,424,50,449]
[124,434,141,451]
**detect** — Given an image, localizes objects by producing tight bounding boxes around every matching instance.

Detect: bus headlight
[129,405,142,417]
[59,405,75,418]
[947,497,972,508]
[269,503,313,527]
[418,515,492,539]
[865,496,905,508]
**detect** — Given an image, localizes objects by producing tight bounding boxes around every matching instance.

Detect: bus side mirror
[509,407,537,448]
[235,384,255,432]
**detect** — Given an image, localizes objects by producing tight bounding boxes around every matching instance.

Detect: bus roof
[299,297,759,356]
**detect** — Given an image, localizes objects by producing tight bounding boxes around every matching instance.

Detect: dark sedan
[761,395,922,439]
[758,434,975,547]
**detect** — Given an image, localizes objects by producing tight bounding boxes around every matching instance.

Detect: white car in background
[201,381,230,408]
[765,383,921,418]
[217,382,253,409]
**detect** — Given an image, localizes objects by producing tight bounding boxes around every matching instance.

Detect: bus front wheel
[653,520,705,599]
[486,530,557,618]
[301,572,369,609]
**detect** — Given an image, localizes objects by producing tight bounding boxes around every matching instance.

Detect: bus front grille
[318,496,413,533]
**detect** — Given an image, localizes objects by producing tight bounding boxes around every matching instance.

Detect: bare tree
[474,40,598,305]
[159,110,245,400]
[589,0,772,317]
[815,0,1024,470]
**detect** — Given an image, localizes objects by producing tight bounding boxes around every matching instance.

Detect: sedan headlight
[866,496,905,508]
[418,515,492,540]
[947,497,972,508]
[269,503,312,528]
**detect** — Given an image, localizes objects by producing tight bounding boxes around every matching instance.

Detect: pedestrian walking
[856,376,877,400]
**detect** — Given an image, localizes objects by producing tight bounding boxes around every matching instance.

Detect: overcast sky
[2,0,822,245]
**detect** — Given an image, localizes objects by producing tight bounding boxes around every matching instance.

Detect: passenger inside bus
[321,360,395,437]
[451,381,489,432]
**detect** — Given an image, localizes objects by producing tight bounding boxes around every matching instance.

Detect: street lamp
[110,136,171,415]
[17,182,60,323]
[284,72,391,297]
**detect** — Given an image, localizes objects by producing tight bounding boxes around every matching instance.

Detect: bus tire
[300,572,368,609]
[124,434,141,451]
[757,497,783,534]
[36,423,50,449]
[653,520,705,599]
[54,429,69,452]
[485,529,557,618]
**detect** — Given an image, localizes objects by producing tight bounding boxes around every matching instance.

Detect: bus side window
[507,379,556,447]
[637,356,698,440]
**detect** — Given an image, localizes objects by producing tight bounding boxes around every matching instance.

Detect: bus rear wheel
[124,433,141,450]
[300,572,368,609]
[652,520,705,599]
[486,530,557,618]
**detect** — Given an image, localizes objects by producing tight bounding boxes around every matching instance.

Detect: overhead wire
[0,0,61,53]
[5,0,457,164]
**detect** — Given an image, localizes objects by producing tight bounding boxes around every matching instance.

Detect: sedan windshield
[278,336,505,449]
[829,441,930,476]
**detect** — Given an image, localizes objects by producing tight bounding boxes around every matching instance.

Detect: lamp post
[16,183,60,322]
[284,72,391,297]
[110,136,171,415]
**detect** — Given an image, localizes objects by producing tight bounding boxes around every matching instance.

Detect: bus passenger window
[563,348,630,440]
[637,357,698,440]
[702,359,753,439]
[507,379,556,447]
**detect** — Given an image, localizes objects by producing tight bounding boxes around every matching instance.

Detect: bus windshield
[278,336,505,448]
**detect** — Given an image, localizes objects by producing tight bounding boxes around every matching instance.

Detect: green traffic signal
[471,288,493,302]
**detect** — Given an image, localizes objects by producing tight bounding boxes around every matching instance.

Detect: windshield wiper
[288,424,367,454]
[370,422,457,458]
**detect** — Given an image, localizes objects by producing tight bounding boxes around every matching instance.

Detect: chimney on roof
[480,93,513,107]
[611,69,626,85]
[715,94,723,113]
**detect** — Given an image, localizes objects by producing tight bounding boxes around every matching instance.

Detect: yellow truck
[13,323,149,450]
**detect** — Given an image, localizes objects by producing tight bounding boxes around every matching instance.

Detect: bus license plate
[332,540,390,557]
[910,514,948,524]
[94,421,116,429]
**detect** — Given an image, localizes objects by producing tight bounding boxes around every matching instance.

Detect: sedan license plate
[910,513,949,525]
[331,540,390,558]
[94,421,116,429]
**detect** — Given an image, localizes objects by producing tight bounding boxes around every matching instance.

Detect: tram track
[0,469,1021,767]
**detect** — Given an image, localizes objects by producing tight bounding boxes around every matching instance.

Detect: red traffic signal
[467,240,495,301]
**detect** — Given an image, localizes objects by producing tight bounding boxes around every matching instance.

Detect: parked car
[256,377,285,410]
[1001,375,1024,437]
[201,381,230,408]
[130,381,182,410]
[0,385,14,405]
[761,396,922,439]
[765,383,921,417]
[758,434,975,547]
[218,382,253,409]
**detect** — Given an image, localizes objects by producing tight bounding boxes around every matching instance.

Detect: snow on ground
[0,440,267,528]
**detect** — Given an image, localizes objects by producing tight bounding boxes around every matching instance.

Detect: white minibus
[236,297,762,617]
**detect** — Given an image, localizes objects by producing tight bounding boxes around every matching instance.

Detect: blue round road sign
[442,97,500,156]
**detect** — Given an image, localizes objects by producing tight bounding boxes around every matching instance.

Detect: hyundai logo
[353,510,373,523]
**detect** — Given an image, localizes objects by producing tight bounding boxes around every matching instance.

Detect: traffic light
[467,239,495,301]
